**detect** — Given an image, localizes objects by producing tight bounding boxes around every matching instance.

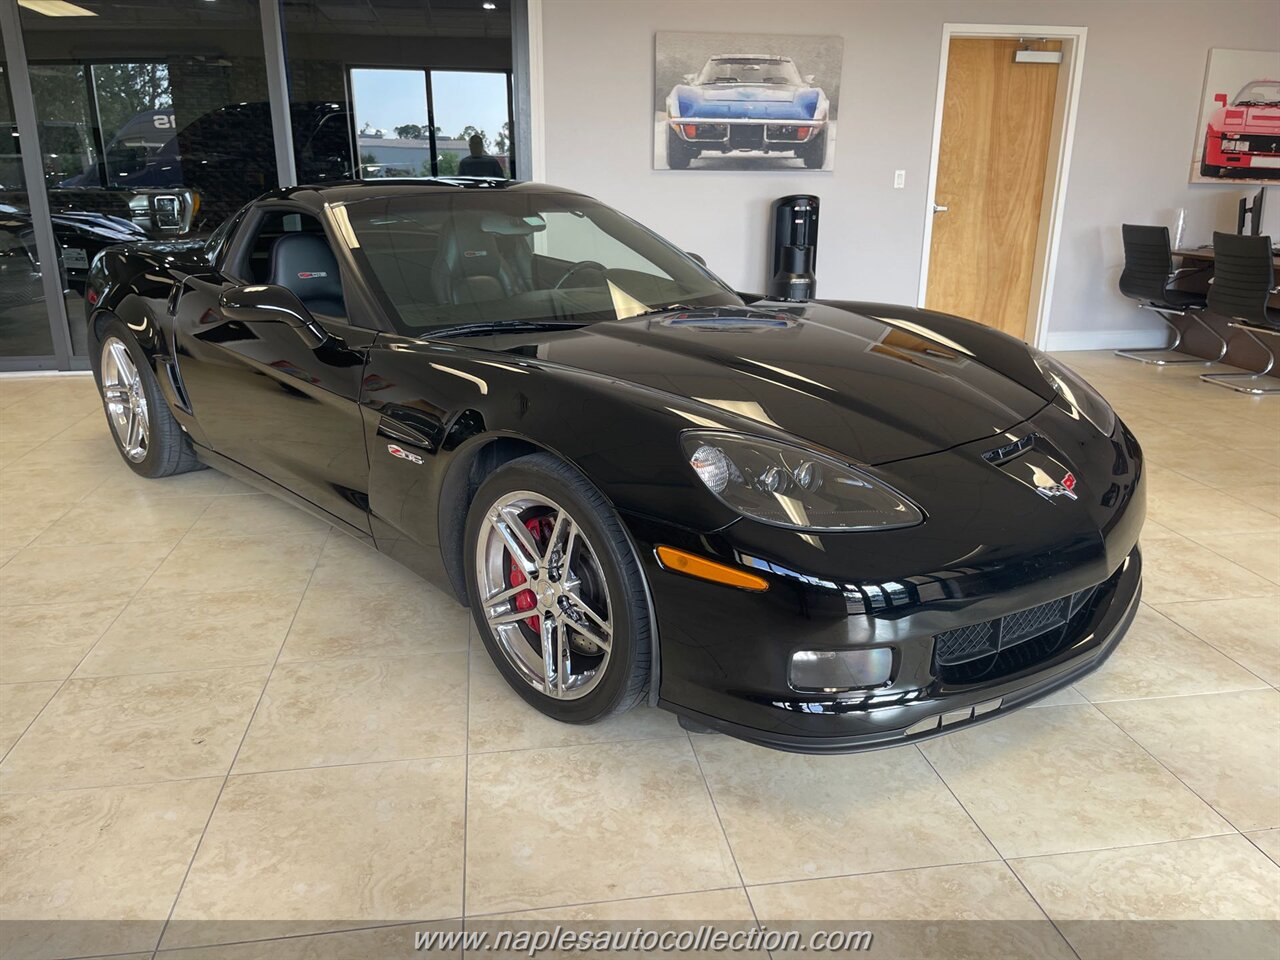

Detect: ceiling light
[482,1,497,8]
[17,0,97,16]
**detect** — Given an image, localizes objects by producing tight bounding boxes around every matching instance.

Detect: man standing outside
[458,134,506,178]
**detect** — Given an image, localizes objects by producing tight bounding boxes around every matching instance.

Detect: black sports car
[85,180,1143,753]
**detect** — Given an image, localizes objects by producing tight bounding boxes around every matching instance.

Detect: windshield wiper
[427,319,590,340]
[625,303,700,320]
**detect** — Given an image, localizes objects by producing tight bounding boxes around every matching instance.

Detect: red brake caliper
[507,517,553,632]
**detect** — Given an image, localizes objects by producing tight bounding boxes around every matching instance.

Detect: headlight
[682,431,924,531]
[1031,350,1116,436]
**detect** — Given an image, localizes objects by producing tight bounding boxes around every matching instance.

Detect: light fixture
[482,1,497,8]
[17,0,97,16]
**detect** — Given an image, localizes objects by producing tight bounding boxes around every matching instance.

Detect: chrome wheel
[475,491,613,700]
[100,336,149,463]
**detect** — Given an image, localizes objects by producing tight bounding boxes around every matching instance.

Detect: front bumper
[657,548,1140,753]
[631,409,1145,753]
[1205,130,1280,171]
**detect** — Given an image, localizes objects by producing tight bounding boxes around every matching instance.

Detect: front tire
[1200,141,1223,178]
[464,453,651,723]
[92,317,202,478]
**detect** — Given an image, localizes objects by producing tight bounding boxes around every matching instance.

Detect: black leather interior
[269,233,346,318]
[431,215,531,304]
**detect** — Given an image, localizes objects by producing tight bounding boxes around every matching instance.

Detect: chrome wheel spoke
[103,385,129,403]
[490,508,540,574]
[541,615,560,696]
[483,583,528,607]
[564,597,612,652]
[124,407,144,452]
[487,607,533,628]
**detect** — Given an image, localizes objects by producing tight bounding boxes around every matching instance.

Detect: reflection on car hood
[499,303,1051,465]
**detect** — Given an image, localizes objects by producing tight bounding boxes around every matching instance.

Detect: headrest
[270,233,343,303]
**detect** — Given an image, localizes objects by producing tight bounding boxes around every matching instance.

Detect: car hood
[492,303,1051,465]
[1212,103,1280,129]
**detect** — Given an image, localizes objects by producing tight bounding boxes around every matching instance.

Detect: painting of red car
[1200,78,1280,180]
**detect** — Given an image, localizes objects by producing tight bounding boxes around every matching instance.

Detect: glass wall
[0,0,521,369]
[0,48,57,358]
[282,0,514,182]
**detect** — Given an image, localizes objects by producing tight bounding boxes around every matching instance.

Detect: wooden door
[925,38,1061,340]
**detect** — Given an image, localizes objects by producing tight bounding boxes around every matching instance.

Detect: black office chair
[1115,224,1226,364]
[1200,231,1280,395]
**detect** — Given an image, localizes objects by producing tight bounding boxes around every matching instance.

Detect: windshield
[1233,80,1280,106]
[697,57,801,85]
[341,191,742,335]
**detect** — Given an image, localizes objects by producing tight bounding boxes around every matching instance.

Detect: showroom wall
[538,0,1280,349]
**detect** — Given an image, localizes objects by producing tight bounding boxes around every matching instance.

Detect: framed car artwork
[1190,47,1280,183]
[654,31,843,171]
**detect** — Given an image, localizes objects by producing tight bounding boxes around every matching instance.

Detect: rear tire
[801,130,827,169]
[92,316,202,478]
[667,128,696,170]
[464,452,651,723]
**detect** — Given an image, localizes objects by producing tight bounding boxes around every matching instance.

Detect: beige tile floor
[0,354,1277,960]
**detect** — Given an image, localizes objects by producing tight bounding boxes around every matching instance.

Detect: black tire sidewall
[464,456,649,724]
[667,129,694,169]
[92,318,172,478]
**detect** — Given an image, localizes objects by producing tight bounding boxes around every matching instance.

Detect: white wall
[538,0,1280,350]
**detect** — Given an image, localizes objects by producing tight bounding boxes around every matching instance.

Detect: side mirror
[219,284,329,348]
[1214,92,1228,108]
[687,251,707,267]
[803,74,815,85]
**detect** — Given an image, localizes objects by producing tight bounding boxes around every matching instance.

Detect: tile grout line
[0,493,210,767]
[150,525,332,955]
[910,743,1084,960]
[682,731,773,960]
[1111,601,1277,694]
[461,617,473,931]
[1084,697,1254,837]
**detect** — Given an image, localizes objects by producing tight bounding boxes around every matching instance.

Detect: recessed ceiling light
[17,0,96,15]
[482,2,497,9]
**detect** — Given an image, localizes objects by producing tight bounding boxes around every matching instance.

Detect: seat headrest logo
[297,271,328,279]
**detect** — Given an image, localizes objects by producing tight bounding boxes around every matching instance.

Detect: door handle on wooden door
[932,203,949,214]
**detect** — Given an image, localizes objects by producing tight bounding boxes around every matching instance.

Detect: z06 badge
[386,443,424,465]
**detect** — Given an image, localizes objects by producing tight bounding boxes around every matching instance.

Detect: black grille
[1228,135,1280,154]
[932,582,1103,683]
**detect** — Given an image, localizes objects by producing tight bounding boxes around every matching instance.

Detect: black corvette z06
[84,179,1143,753]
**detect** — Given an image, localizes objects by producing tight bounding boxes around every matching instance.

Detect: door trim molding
[917,23,1088,349]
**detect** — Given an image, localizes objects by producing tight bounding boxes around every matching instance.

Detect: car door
[174,202,376,533]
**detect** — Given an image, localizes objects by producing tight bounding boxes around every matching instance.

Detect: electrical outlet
[893,170,906,189]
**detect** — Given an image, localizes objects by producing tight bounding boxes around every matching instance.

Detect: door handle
[932,203,949,214]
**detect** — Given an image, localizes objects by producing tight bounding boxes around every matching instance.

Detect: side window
[237,209,348,319]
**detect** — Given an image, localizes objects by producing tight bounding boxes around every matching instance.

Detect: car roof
[264,179,587,208]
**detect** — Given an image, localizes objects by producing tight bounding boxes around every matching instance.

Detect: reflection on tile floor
[0,356,1277,959]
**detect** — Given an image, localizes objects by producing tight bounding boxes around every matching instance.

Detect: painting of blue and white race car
[664,54,831,169]
[655,34,842,172]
